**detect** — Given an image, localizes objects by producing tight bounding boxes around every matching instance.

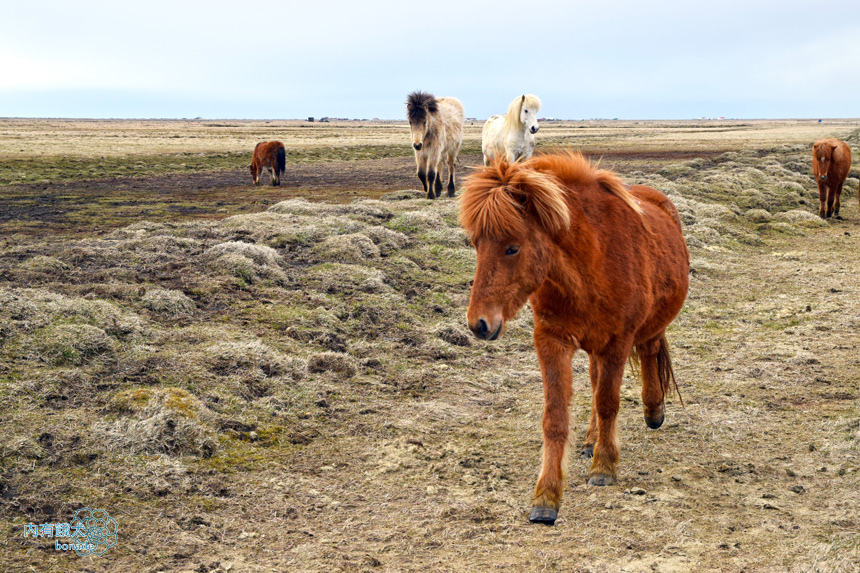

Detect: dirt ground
[1,123,859,572]
[0,150,723,238]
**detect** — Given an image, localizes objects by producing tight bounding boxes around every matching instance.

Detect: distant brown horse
[812,138,852,218]
[250,141,286,186]
[406,91,464,199]
[460,151,690,525]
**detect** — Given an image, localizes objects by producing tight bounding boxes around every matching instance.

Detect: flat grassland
[1,118,859,572]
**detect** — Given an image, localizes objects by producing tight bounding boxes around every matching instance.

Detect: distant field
[2,118,858,185]
[1,119,859,572]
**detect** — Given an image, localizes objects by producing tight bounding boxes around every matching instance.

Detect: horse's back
[436,97,464,156]
[254,141,284,167]
[836,140,852,180]
[629,185,684,233]
[437,97,465,122]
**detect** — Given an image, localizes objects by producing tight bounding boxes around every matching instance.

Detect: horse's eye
[505,245,520,256]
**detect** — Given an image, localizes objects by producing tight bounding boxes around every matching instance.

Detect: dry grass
[1,120,859,572]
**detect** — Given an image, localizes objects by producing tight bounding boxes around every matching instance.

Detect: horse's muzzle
[413,143,422,151]
[470,317,503,341]
[530,126,539,134]
[819,174,827,180]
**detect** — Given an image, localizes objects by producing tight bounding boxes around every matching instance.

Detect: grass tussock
[141,288,196,318]
[205,339,295,378]
[96,387,217,457]
[30,324,112,366]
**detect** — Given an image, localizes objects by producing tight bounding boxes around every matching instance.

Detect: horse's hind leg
[446,158,456,197]
[581,353,599,459]
[434,169,443,198]
[271,166,280,186]
[638,336,668,429]
[530,332,575,525]
[834,182,844,218]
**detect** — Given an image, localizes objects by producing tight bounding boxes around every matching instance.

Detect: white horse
[481,94,542,165]
[406,91,465,199]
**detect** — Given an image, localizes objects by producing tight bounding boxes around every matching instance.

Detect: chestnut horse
[812,138,852,218]
[406,91,465,199]
[250,141,286,186]
[460,151,689,525]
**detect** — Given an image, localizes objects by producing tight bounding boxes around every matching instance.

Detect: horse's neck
[426,115,442,142]
[506,127,530,144]
[546,212,602,297]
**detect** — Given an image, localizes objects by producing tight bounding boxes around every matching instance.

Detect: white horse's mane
[503,94,542,131]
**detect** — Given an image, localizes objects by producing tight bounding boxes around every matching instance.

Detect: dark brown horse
[250,141,286,186]
[812,138,852,218]
[460,151,689,525]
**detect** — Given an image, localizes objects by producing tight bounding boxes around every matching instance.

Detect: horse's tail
[629,336,684,407]
[657,336,683,407]
[277,146,286,176]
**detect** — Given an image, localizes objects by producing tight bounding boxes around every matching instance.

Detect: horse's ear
[521,95,526,102]
[423,104,429,111]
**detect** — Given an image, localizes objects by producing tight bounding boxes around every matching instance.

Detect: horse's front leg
[818,182,829,218]
[589,349,628,486]
[530,331,576,525]
[416,155,429,196]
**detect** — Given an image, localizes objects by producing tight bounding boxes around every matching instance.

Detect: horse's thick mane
[459,157,569,239]
[503,94,542,131]
[406,91,438,123]
[459,151,642,238]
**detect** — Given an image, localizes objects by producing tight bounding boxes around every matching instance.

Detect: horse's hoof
[529,506,557,525]
[644,411,664,429]
[587,474,616,486]
[580,446,594,459]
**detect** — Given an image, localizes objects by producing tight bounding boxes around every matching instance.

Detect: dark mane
[406,91,438,122]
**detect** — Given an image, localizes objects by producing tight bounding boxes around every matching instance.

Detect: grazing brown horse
[460,151,690,525]
[406,91,465,199]
[250,141,286,186]
[812,138,852,218]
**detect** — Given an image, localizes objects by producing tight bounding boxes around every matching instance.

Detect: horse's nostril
[477,318,489,338]
[413,143,422,150]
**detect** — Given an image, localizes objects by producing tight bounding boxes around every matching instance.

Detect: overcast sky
[2,0,859,120]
